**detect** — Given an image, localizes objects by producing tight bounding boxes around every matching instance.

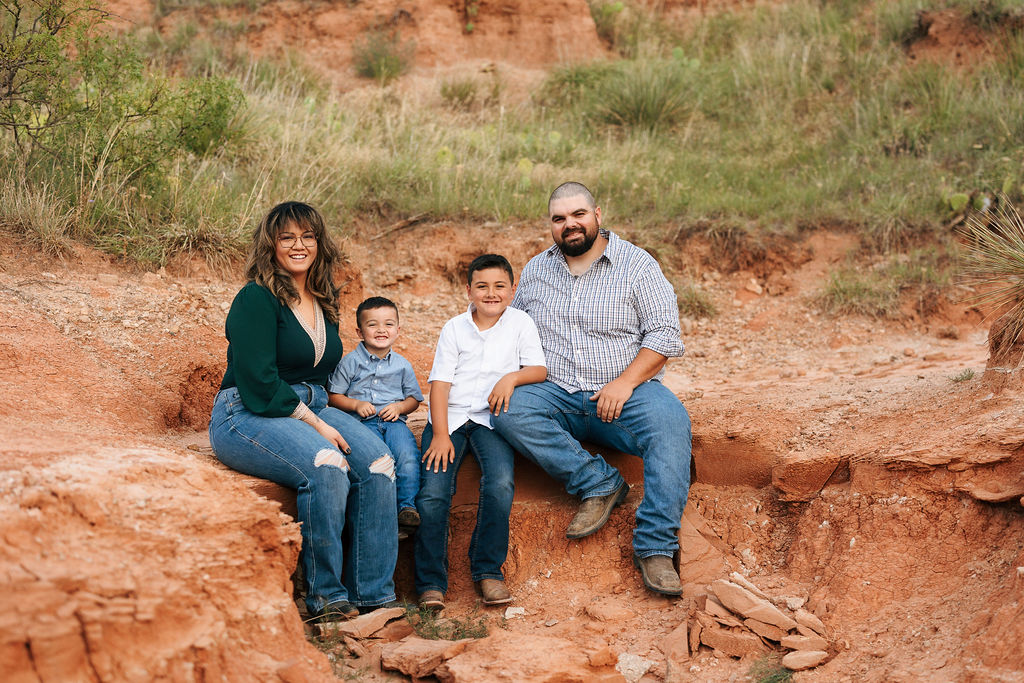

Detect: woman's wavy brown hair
[245,201,340,325]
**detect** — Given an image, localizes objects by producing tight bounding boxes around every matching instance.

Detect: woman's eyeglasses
[278,233,317,248]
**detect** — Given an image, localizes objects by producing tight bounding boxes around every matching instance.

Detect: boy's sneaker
[398,507,421,527]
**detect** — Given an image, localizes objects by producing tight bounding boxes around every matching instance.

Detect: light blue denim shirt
[326,343,424,420]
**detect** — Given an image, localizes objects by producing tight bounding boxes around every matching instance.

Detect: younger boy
[415,254,547,611]
[328,297,424,538]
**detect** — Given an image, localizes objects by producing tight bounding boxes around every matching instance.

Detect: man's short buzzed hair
[548,181,596,214]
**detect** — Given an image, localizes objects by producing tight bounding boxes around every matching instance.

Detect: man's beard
[558,227,597,257]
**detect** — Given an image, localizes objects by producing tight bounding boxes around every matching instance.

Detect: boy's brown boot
[477,579,512,606]
[419,590,445,611]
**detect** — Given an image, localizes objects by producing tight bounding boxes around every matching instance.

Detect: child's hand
[488,374,517,415]
[355,401,377,418]
[422,436,456,473]
[378,403,401,421]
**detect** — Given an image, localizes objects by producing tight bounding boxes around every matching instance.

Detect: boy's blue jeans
[492,380,691,558]
[414,420,515,594]
[361,416,420,512]
[209,383,398,612]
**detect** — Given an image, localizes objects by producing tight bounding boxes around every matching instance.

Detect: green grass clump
[0,178,74,256]
[676,281,716,319]
[817,248,951,318]
[950,368,976,382]
[589,0,624,45]
[352,29,414,85]
[591,58,697,132]
[440,77,478,110]
[405,604,488,640]
[748,653,793,683]
[818,268,901,317]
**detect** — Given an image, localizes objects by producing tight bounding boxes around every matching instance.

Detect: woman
[209,201,398,621]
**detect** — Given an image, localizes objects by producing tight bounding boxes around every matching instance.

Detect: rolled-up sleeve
[634,266,685,359]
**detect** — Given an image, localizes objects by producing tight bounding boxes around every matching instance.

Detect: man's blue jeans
[414,421,515,594]
[209,383,398,612]
[492,380,691,558]
[361,416,421,512]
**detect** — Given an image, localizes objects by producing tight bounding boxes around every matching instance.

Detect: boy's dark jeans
[413,420,515,594]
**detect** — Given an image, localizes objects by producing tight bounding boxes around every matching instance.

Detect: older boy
[328,297,424,538]
[415,254,546,610]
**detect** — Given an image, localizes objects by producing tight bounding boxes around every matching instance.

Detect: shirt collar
[356,341,391,362]
[465,304,510,330]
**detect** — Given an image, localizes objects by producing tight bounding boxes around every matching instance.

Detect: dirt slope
[1,221,1022,681]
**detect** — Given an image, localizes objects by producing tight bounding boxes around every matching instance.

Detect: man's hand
[590,377,634,422]
[354,401,377,418]
[487,374,518,415]
[422,435,456,473]
[378,403,402,421]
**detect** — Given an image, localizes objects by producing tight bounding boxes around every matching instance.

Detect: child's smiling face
[467,266,514,320]
[357,306,400,357]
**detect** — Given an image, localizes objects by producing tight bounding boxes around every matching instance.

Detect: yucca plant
[959,197,1024,364]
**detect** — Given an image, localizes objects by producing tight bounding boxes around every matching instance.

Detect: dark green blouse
[219,281,343,417]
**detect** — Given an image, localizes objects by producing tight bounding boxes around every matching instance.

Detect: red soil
[2,220,1022,681]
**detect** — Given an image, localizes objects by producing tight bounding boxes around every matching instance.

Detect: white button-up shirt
[427,305,546,432]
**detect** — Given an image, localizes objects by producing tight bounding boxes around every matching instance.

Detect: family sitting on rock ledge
[208,182,693,622]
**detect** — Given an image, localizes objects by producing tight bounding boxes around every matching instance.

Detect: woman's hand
[314,418,351,455]
[422,435,456,473]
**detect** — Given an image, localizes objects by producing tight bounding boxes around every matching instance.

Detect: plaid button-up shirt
[512,229,684,392]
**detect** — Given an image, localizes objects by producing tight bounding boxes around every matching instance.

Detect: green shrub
[589,0,625,45]
[352,29,413,85]
[0,0,244,263]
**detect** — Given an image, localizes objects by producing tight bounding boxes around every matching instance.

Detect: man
[492,181,692,596]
